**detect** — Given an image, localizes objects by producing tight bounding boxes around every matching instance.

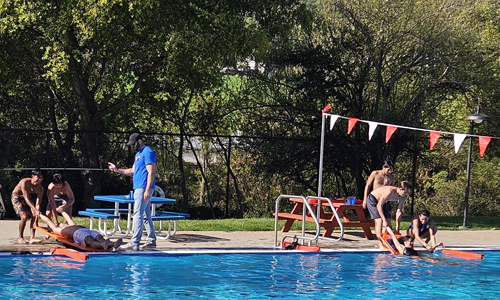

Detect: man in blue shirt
[108,133,157,250]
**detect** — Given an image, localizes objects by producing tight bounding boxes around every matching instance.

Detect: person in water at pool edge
[386,226,442,256]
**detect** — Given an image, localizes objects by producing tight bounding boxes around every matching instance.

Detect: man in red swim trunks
[11,168,44,244]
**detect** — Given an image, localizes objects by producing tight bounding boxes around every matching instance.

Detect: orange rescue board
[282,241,321,252]
[50,248,89,261]
[380,232,402,254]
[441,249,484,259]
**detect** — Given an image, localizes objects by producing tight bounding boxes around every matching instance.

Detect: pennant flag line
[367,121,378,141]
[385,126,397,143]
[323,112,496,156]
[454,134,467,153]
[329,115,340,130]
[478,136,491,157]
[430,131,440,150]
[347,118,358,135]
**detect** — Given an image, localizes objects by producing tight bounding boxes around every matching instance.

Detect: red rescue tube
[282,241,321,252]
[50,248,89,261]
[441,249,484,259]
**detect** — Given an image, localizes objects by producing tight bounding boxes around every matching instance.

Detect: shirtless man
[11,168,44,244]
[46,173,75,226]
[366,181,412,249]
[39,211,123,251]
[363,160,406,231]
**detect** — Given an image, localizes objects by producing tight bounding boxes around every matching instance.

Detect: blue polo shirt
[133,145,156,190]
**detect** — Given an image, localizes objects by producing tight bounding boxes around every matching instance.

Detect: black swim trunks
[366,194,392,220]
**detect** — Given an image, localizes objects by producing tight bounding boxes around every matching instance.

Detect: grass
[71,215,500,232]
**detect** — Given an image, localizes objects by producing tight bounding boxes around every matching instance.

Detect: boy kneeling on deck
[39,211,123,251]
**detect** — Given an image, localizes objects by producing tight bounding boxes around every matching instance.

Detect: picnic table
[275,197,375,240]
[79,195,187,239]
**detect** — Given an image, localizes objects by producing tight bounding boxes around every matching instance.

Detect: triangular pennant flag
[322,105,332,113]
[347,118,358,134]
[454,134,467,153]
[385,126,397,143]
[366,121,378,140]
[478,136,491,157]
[329,115,340,130]
[430,131,441,150]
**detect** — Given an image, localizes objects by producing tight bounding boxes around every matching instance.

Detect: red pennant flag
[430,131,441,150]
[347,118,359,134]
[478,136,491,157]
[322,105,332,113]
[385,126,397,143]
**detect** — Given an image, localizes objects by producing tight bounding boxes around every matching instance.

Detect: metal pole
[411,131,418,216]
[317,113,326,197]
[462,121,474,228]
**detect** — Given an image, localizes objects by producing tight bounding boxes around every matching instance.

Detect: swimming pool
[1,250,498,299]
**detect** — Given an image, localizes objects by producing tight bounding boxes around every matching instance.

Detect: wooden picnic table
[275,197,375,240]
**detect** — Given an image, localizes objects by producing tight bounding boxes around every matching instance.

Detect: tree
[0,0,308,209]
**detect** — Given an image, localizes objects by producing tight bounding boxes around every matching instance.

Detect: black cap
[127,133,142,145]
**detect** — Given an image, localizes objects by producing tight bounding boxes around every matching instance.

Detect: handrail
[306,196,344,241]
[273,195,321,248]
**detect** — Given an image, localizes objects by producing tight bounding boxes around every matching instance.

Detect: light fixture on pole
[461,98,489,229]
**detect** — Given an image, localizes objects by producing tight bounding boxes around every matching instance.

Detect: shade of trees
[0,0,499,218]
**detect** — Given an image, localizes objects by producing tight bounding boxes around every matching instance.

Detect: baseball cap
[127,133,142,145]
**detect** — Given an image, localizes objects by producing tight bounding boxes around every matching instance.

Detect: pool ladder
[273,195,344,249]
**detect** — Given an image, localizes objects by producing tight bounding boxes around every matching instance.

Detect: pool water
[1,250,498,299]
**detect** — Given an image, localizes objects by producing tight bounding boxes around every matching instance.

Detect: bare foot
[103,239,114,251]
[29,239,42,244]
[18,237,27,244]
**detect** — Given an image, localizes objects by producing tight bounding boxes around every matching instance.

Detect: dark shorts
[367,194,392,220]
[46,195,70,211]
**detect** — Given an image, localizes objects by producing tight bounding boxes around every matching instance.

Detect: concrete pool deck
[1,219,499,253]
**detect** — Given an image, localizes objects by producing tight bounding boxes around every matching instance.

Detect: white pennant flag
[366,121,378,140]
[454,134,467,153]
[329,115,340,130]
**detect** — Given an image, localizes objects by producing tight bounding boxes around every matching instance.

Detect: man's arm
[58,182,75,212]
[60,211,76,226]
[395,196,407,232]
[386,227,404,254]
[20,181,39,217]
[47,186,59,225]
[108,162,134,176]
[410,218,433,250]
[143,163,156,201]
[363,172,376,209]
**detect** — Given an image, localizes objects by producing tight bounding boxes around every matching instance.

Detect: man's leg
[131,189,146,246]
[143,189,156,245]
[18,211,29,244]
[374,218,384,249]
[84,235,113,250]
